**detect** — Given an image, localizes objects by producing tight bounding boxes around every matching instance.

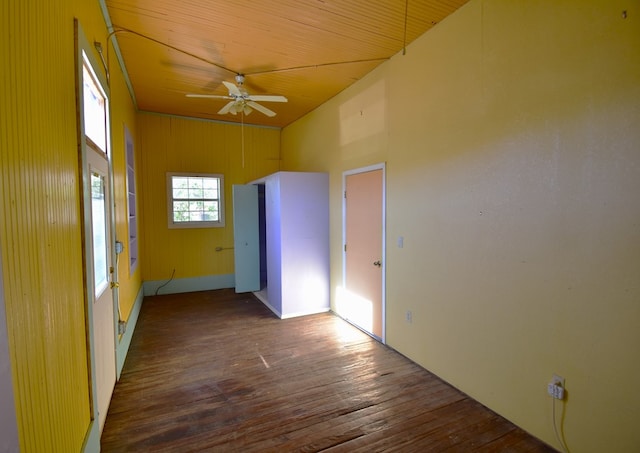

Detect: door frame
[75,20,118,448]
[342,163,386,343]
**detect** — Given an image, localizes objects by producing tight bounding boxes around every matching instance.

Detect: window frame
[166,172,225,229]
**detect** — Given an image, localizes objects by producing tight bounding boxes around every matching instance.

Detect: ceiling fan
[186,74,287,117]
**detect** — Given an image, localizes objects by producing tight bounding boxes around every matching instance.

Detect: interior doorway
[341,164,385,342]
[232,183,267,297]
[258,184,267,290]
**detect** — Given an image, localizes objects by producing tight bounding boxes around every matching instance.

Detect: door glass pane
[91,171,108,297]
[83,62,107,152]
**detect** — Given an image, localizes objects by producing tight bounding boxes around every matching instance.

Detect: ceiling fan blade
[247,101,276,117]
[218,101,236,115]
[248,94,288,103]
[186,94,231,100]
[222,81,242,97]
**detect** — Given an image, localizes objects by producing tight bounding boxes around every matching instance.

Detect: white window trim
[167,172,225,229]
[124,126,138,273]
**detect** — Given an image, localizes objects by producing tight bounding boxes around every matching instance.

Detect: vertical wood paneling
[0,0,91,448]
[0,0,138,450]
[138,114,280,282]
[109,39,142,325]
[103,0,470,128]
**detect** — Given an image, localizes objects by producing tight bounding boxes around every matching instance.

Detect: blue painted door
[233,184,260,293]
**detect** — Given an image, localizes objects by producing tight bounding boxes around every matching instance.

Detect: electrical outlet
[118,321,126,335]
[406,310,413,323]
[547,374,565,400]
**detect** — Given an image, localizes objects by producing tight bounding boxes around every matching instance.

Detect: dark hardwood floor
[101,289,555,452]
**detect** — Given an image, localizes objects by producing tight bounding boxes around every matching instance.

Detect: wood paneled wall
[138,113,281,282]
[1,1,90,449]
[0,0,139,450]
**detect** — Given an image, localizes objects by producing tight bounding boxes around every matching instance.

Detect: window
[167,173,225,228]
[82,56,107,153]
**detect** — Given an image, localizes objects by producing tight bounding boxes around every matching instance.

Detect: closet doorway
[342,164,385,342]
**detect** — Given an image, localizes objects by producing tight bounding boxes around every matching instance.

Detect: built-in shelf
[125,127,137,272]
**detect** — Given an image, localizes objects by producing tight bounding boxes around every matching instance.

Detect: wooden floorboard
[101,289,555,452]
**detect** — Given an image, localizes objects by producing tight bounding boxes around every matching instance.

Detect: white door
[343,166,385,341]
[87,147,116,431]
[233,184,261,293]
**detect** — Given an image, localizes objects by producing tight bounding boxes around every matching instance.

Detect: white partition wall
[250,171,330,318]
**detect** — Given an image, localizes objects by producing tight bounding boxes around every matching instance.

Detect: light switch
[397,236,404,248]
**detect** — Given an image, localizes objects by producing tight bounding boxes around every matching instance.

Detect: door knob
[373,260,382,267]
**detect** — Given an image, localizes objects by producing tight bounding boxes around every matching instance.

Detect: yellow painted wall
[282,1,640,451]
[138,113,280,282]
[110,51,142,321]
[0,0,139,450]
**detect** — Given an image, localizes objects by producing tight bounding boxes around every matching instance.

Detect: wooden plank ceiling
[105,0,469,128]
